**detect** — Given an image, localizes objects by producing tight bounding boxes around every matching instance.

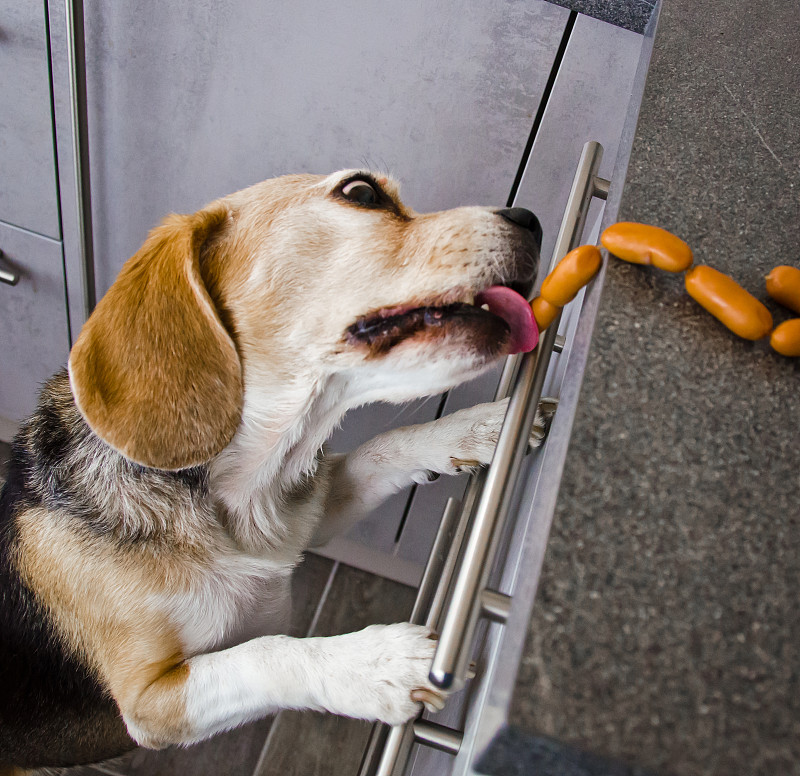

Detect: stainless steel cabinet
[0,1,73,440]
[0,1,61,237]
[79,0,572,572]
[0,223,71,434]
[2,4,659,772]
[82,1,570,294]
[3,2,649,597]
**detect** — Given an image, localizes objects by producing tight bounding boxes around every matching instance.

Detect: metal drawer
[356,7,661,774]
[0,221,70,437]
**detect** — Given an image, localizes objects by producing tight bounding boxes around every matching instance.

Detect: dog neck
[208,370,351,557]
[205,352,465,558]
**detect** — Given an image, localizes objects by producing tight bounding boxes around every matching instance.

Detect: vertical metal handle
[429,141,608,691]
[0,251,20,286]
[357,141,611,776]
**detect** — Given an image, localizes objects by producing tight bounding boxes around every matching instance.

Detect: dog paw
[529,397,558,449]
[321,623,445,725]
[438,397,558,473]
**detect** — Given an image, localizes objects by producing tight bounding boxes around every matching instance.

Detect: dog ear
[68,203,243,470]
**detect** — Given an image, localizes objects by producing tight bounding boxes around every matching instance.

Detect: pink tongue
[475,286,539,354]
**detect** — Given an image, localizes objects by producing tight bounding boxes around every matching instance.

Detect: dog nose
[496,207,542,249]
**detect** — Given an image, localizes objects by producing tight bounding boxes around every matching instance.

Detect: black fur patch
[18,370,210,544]
[0,445,134,766]
[0,369,210,766]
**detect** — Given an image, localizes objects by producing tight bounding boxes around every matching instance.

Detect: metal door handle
[0,250,20,285]
[357,141,611,776]
[429,140,609,691]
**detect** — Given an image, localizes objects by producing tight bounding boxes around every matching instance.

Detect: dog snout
[495,207,542,251]
[493,207,541,296]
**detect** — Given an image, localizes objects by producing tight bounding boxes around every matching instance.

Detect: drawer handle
[428,140,609,693]
[358,142,611,776]
[0,250,20,286]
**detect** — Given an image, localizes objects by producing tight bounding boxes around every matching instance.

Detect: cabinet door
[396,16,649,582]
[81,0,571,576]
[0,1,61,238]
[83,0,569,293]
[0,222,70,437]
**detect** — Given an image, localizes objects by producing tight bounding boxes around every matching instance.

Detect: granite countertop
[546,0,657,34]
[504,0,800,774]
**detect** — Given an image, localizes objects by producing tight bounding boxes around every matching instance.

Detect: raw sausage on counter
[530,245,602,331]
[601,222,693,272]
[685,265,773,341]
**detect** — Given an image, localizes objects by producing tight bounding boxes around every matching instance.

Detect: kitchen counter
[502,0,800,773]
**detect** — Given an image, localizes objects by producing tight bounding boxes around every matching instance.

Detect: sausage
[685,265,773,340]
[770,319,800,357]
[766,265,800,315]
[530,245,602,331]
[539,245,602,307]
[539,245,602,308]
[531,296,560,331]
[601,222,693,272]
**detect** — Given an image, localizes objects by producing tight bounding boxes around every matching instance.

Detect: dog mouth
[345,284,539,356]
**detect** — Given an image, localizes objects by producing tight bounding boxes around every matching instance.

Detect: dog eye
[341,179,379,205]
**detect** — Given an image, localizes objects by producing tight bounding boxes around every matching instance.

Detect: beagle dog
[0,171,544,770]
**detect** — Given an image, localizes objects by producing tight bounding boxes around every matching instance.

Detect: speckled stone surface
[546,0,656,33]
[509,0,800,774]
[477,726,655,776]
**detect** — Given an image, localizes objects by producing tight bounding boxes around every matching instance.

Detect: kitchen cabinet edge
[47,0,95,342]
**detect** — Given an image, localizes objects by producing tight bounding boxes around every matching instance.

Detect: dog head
[69,171,540,470]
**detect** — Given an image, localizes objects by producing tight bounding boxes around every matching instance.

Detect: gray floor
[509,0,800,774]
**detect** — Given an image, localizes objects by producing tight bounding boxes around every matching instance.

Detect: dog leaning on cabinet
[0,170,552,770]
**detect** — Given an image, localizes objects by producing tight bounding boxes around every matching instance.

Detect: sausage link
[539,245,602,307]
[601,222,693,272]
[530,245,602,331]
[531,297,560,331]
[685,265,773,340]
[770,319,800,357]
[765,265,800,315]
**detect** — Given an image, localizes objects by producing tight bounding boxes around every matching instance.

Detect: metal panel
[0,222,70,437]
[395,14,646,588]
[0,0,61,238]
[82,1,570,293]
[509,16,644,264]
[47,0,96,337]
[80,0,570,579]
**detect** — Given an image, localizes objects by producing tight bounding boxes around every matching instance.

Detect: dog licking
[0,171,552,770]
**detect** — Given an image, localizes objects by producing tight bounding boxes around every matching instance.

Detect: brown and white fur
[0,171,544,770]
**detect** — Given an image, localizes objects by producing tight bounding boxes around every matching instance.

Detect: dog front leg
[314,398,556,545]
[122,623,443,749]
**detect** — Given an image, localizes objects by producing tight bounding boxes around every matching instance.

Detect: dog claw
[411,688,447,713]
[538,397,559,419]
[450,457,481,473]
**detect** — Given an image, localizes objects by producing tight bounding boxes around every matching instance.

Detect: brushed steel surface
[0,222,70,433]
[0,0,61,237]
[395,19,645,582]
